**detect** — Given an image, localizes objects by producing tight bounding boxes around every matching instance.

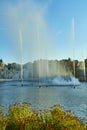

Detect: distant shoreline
[0,79,13,82]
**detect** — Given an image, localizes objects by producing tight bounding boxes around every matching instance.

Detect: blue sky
[0,0,87,64]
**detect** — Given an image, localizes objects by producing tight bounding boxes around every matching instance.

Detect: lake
[0,81,87,124]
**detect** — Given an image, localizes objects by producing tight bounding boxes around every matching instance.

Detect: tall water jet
[19,29,23,86]
[72,17,76,85]
[46,59,49,79]
[81,53,86,81]
[83,59,86,81]
[36,25,41,83]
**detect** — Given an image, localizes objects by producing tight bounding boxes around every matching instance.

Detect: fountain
[81,53,86,82]
[34,17,80,86]
[27,59,80,86]
[17,17,80,87]
[83,59,86,82]
[71,17,76,86]
[19,29,24,86]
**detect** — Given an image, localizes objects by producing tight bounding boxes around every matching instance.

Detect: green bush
[0,103,86,130]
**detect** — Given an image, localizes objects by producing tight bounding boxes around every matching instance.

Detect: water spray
[19,29,23,86]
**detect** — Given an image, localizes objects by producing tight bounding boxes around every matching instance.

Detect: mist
[2,0,55,63]
[1,0,76,80]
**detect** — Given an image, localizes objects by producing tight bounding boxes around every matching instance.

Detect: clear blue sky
[0,0,87,64]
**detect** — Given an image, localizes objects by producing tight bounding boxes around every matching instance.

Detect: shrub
[0,103,86,130]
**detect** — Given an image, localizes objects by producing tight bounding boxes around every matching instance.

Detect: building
[0,59,5,69]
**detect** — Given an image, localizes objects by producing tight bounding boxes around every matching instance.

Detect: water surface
[0,81,87,124]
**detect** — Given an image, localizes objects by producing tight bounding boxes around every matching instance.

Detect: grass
[0,103,86,130]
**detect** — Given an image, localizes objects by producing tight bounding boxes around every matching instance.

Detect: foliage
[0,103,86,130]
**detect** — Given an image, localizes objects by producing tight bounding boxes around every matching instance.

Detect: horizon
[0,0,87,64]
[1,57,87,65]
